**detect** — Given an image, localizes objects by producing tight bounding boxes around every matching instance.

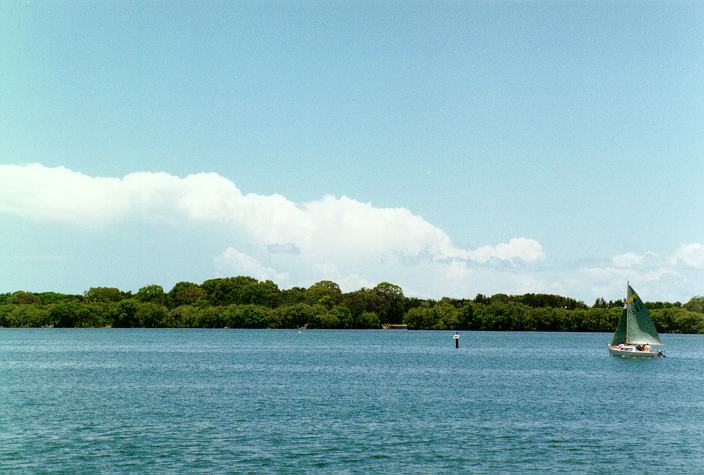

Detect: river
[1,329,702,472]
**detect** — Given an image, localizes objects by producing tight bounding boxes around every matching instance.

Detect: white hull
[609,345,661,358]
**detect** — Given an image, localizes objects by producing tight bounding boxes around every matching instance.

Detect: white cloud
[2,163,702,303]
[310,263,373,291]
[612,252,642,268]
[610,251,663,269]
[672,243,704,269]
[0,163,128,226]
[0,163,544,267]
[214,248,289,284]
[464,237,545,264]
[573,246,704,303]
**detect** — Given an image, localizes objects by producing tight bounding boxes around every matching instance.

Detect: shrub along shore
[1,277,703,333]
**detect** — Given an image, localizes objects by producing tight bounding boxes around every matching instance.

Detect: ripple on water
[1,329,704,472]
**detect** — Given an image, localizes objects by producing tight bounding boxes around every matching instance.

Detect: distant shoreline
[1,277,703,333]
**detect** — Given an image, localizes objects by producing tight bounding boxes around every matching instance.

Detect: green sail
[610,308,627,346]
[610,285,662,346]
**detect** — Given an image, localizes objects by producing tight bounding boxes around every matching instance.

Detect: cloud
[573,246,704,303]
[0,164,128,226]
[611,251,660,269]
[0,163,544,267]
[672,243,704,269]
[464,237,545,264]
[310,262,373,291]
[2,164,702,303]
[266,243,300,254]
[214,248,289,284]
[0,163,555,298]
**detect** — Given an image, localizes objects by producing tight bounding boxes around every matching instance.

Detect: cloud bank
[0,163,544,293]
[1,163,701,303]
[0,163,543,264]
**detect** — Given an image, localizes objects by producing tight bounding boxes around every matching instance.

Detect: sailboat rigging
[608,283,664,358]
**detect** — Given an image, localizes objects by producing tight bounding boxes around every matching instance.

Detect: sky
[1,0,703,304]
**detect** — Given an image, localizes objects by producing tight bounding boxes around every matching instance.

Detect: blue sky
[1,1,703,303]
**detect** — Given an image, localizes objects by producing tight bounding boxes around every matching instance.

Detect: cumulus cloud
[214,248,289,284]
[464,237,545,264]
[3,163,702,303]
[310,262,373,291]
[573,246,704,303]
[611,251,659,269]
[0,163,544,267]
[0,164,128,226]
[672,243,704,269]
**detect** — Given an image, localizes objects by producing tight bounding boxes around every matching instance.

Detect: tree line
[1,276,703,333]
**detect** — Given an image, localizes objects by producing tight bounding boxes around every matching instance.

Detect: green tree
[457,303,479,330]
[329,304,352,328]
[342,288,378,320]
[201,276,281,307]
[52,302,81,328]
[274,303,316,328]
[136,302,170,327]
[489,293,510,304]
[582,307,619,332]
[136,285,167,306]
[684,296,704,313]
[435,302,460,329]
[356,311,381,329]
[8,291,38,305]
[35,292,82,304]
[84,287,125,303]
[372,282,405,324]
[202,277,255,305]
[170,305,199,328]
[192,306,225,328]
[111,299,139,327]
[404,304,436,330]
[671,309,704,333]
[168,282,207,308]
[231,304,272,328]
[4,304,50,327]
[243,280,281,307]
[281,287,307,306]
[305,281,342,307]
[474,293,490,305]
[477,302,529,331]
[404,302,459,330]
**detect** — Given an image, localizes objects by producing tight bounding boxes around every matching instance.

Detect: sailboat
[608,283,664,358]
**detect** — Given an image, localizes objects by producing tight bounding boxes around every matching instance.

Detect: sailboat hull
[609,346,661,358]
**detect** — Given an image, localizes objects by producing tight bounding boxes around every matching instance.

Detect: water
[1,329,703,472]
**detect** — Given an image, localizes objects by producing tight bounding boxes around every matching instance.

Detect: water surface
[1,329,702,472]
